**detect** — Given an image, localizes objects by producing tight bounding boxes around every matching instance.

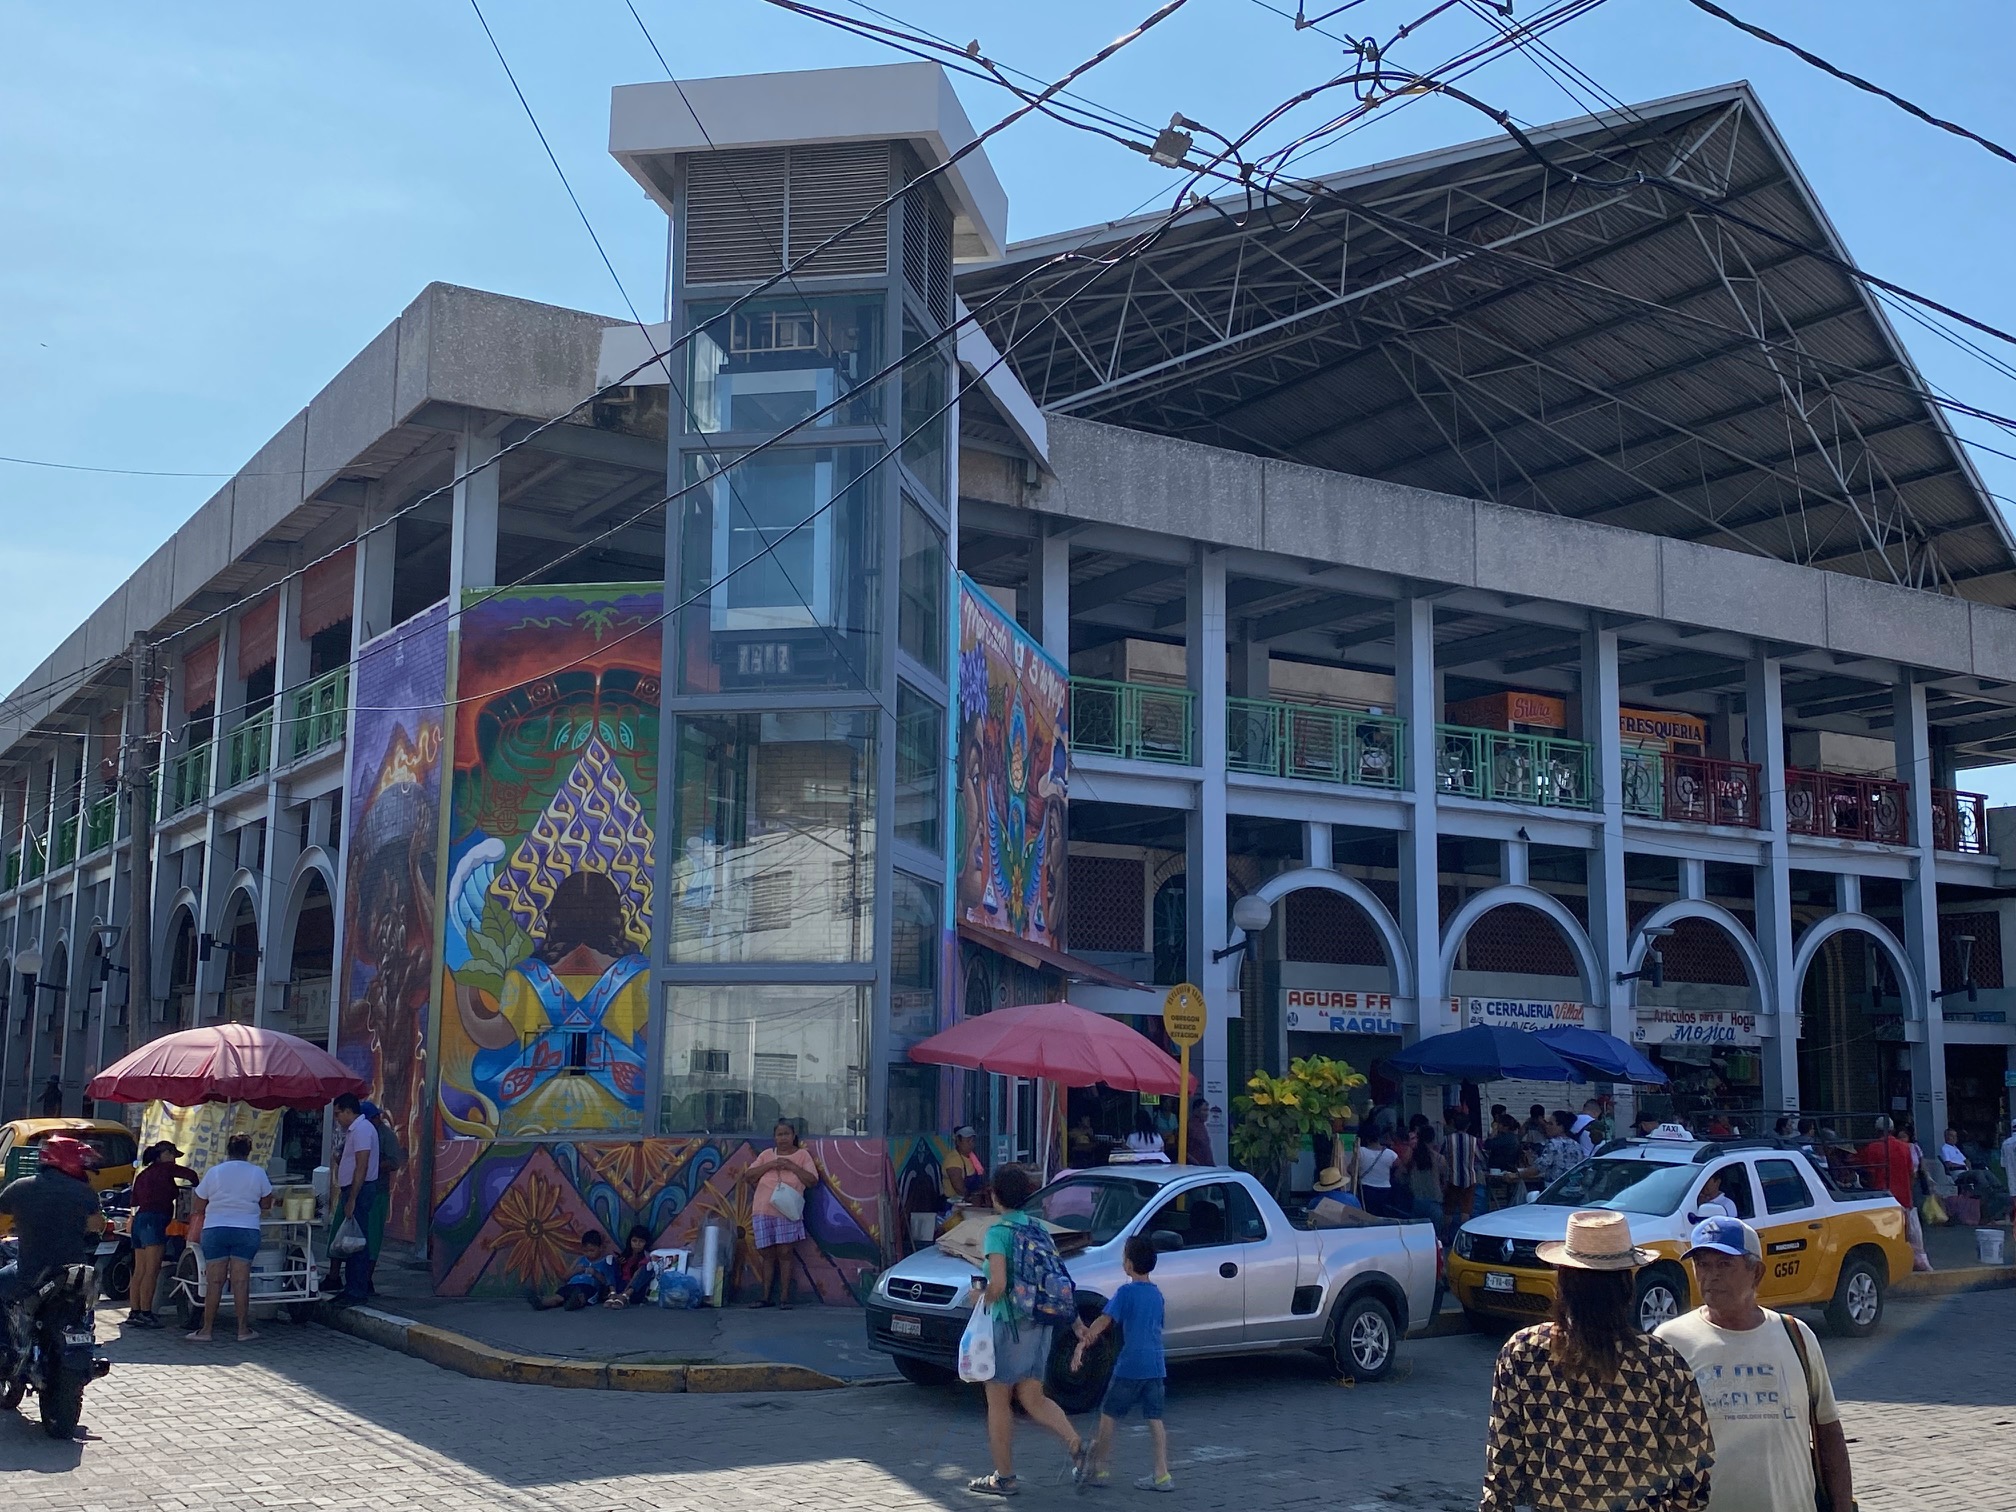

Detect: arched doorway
[1629,911,1766,1128]
[1274,879,1407,1116]
[32,942,69,1115]
[164,908,199,1033]
[275,870,335,1178]
[220,889,260,1024]
[1797,924,1913,1127]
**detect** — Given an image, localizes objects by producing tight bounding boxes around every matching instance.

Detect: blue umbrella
[1535,1026,1670,1085]
[1382,1025,1586,1082]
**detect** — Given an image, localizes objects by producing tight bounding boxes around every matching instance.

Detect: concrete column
[354,489,399,645]
[1034,527,1070,664]
[1893,676,1948,1147]
[1395,597,1449,1040]
[448,422,502,602]
[1747,656,1799,1113]
[1581,626,1629,1037]
[1186,548,1229,1160]
[1229,627,1269,699]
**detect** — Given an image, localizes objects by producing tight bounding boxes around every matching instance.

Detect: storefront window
[660,983,869,1136]
[900,315,949,500]
[898,495,946,676]
[669,710,876,963]
[674,446,882,693]
[891,870,941,1045]
[685,294,884,435]
[895,684,942,852]
[885,1064,939,1137]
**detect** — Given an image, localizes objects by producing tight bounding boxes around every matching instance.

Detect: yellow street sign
[1162,983,1206,1047]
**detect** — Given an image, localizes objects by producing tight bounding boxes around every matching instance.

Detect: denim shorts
[992,1320,1053,1385]
[1100,1374,1165,1421]
[201,1225,262,1264]
[132,1211,169,1249]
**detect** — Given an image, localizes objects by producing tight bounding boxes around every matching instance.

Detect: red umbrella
[87,1024,368,1111]
[907,1001,1191,1093]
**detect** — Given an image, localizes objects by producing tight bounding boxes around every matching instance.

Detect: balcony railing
[22,838,46,882]
[221,707,275,789]
[1786,768,1908,846]
[1229,698,1404,788]
[286,667,350,762]
[1620,749,1762,829]
[1071,678,1194,765]
[1932,788,1989,854]
[165,741,213,816]
[1435,725,1593,810]
[52,816,77,869]
[85,794,117,853]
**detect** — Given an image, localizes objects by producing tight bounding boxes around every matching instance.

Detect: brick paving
[3,1289,2010,1509]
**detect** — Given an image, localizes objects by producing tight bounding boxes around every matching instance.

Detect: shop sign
[1162,983,1206,1047]
[1282,988,1412,1036]
[1632,1008,1761,1047]
[1940,1009,2007,1024]
[1463,998,1587,1031]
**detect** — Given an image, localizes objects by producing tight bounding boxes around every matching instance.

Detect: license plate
[64,1329,95,1348]
[890,1315,923,1337]
[95,1242,120,1256]
[1485,1272,1517,1294]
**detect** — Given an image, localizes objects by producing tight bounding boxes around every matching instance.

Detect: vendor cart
[169,1214,323,1329]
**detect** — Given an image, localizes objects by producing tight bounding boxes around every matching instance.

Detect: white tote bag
[769,1181,806,1223]
[957,1298,996,1383]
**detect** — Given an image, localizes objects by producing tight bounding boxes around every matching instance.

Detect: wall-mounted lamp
[197,932,260,964]
[1931,934,1980,1004]
[1212,894,1275,964]
[1616,925,1676,988]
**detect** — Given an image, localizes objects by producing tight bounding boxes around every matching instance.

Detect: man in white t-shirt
[1656,1217,1852,1512]
[329,1093,382,1303]
[187,1133,274,1343]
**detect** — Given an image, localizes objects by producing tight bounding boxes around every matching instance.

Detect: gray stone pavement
[5,1289,2011,1510]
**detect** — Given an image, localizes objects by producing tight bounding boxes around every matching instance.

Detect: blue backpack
[1007,1218,1077,1328]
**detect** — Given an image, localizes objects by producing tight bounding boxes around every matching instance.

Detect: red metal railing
[1662,753,1761,828]
[1785,768,1909,845]
[1931,788,1988,854]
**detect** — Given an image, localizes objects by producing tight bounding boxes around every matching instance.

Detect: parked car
[866,1164,1440,1410]
[0,1120,138,1236]
[1448,1135,1913,1336]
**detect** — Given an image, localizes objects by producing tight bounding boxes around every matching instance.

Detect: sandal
[967,1473,1020,1497]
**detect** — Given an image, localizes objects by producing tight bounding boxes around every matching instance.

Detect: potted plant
[1230,1055,1367,1198]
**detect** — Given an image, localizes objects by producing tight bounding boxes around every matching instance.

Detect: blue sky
[4,0,2015,786]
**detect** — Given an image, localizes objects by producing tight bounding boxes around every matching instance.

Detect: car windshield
[1023,1174,1162,1246]
[30,1129,136,1171]
[1534,1157,1699,1216]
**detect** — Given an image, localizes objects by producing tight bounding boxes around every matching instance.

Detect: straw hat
[1312,1166,1349,1192]
[1534,1209,1657,1271]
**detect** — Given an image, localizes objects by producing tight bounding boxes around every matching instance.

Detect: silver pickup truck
[865,1164,1440,1410]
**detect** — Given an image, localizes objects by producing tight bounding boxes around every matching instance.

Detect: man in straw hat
[1304,1164,1363,1227]
[1657,1217,1852,1512]
[1481,1209,1714,1512]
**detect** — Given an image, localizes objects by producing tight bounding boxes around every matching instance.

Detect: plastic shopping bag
[957,1299,996,1383]
[330,1216,368,1257]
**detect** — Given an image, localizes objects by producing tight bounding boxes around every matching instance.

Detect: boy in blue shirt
[1070,1233,1172,1492]
[527,1230,618,1311]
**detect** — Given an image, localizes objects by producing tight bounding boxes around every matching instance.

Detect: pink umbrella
[88,1024,368,1111]
[907,1001,1191,1093]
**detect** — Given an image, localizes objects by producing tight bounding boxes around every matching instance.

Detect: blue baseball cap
[1684,1216,1762,1261]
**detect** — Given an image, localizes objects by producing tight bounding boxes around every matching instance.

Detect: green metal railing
[1071,678,1195,765]
[3,849,17,889]
[1228,698,1404,788]
[165,741,213,815]
[85,793,117,853]
[1434,724,1593,810]
[286,667,350,761]
[22,838,46,882]
[222,706,275,788]
[52,815,77,868]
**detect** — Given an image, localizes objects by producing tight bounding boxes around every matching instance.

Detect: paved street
[5,1290,2011,1509]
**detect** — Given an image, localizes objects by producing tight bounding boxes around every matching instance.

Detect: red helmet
[36,1135,92,1181]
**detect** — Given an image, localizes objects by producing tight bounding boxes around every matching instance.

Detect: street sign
[1163,983,1206,1047]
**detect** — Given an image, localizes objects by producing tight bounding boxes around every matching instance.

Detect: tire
[39,1365,85,1440]
[173,1249,201,1332]
[1461,1307,1511,1338]
[1045,1318,1115,1415]
[1826,1253,1884,1338]
[101,1253,133,1303]
[1632,1265,1687,1332]
[892,1354,956,1389]
[1329,1293,1398,1382]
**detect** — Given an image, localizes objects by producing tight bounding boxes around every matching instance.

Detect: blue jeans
[336,1181,380,1300]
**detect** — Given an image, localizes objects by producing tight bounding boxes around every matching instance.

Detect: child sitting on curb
[528,1230,618,1311]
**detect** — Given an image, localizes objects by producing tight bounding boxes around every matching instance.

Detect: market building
[5,63,2016,1290]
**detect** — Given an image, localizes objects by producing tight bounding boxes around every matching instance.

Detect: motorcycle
[1,1241,113,1439]
[93,1186,135,1303]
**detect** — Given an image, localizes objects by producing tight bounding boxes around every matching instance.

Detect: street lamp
[1212,894,1275,964]
[1931,935,1979,1004]
[1615,925,1676,989]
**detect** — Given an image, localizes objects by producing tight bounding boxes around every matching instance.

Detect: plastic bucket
[1976,1228,2006,1266]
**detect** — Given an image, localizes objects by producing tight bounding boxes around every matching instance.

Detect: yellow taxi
[1448,1132,1914,1337]
[0,1118,139,1234]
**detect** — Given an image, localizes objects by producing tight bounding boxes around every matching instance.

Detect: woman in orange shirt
[739,1118,819,1308]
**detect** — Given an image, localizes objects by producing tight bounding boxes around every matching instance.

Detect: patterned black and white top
[1481,1323,1714,1512]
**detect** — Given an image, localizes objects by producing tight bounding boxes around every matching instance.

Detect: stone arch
[212,867,261,936]
[276,847,338,961]
[158,897,200,1028]
[217,880,261,1023]
[1438,884,1603,1005]
[1225,867,1416,999]
[1791,912,1920,1010]
[1624,899,1769,1009]
[274,858,337,1041]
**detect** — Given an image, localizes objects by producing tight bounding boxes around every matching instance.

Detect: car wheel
[1329,1293,1397,1382]
[1826,1254,1884,1338]
[101,1253,133,1303]
[1046,1319,1114,1415]
[892,1354,956,1389]
[1632,1265,1686,1332]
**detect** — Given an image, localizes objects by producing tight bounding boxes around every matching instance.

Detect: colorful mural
[954,576,1069,949]
[340,600,450,1245]
[437,586,662,1141]
[430,1134,897,1301]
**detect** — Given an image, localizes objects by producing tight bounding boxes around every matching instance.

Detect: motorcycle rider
[0,1136,104,1307]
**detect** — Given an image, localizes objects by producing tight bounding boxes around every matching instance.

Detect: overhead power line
[1685,0,2016,172]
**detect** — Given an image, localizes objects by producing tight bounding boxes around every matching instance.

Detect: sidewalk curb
[318,1304,850,1393]
[1893,1264,2016,1300]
